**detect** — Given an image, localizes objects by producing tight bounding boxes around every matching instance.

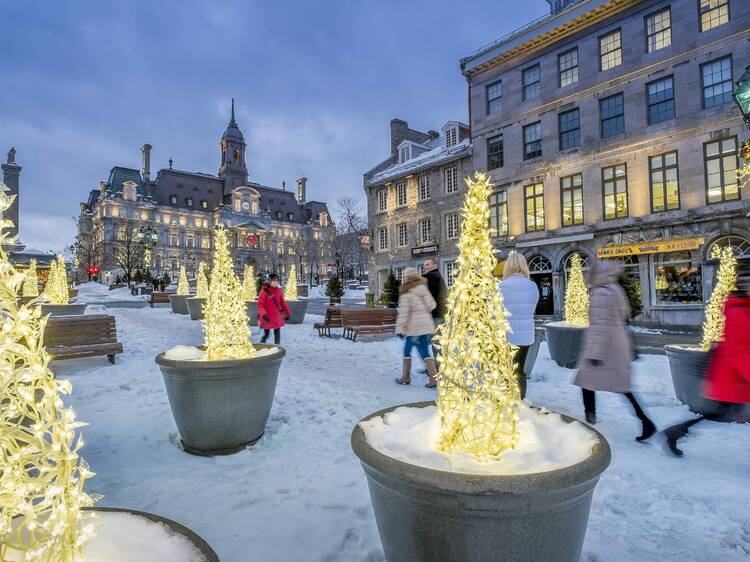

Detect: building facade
[77,103,336,285]
[462,0,750,326]
[364,119,473,297]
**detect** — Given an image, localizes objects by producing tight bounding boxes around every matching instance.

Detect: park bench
[341,308,397,341]
[150,292,170,307]
[313,307,343,337]
[43,314,123,364]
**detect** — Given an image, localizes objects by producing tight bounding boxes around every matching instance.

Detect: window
[558,108,580,150]
[489,190,508,236]
[645,8,671,52]
[201,236,210,249]
[186,234,194,248]
[445,167,458,194]
[486,81,502,115]
[377,188,388,212]
[169,232,179,246]
[397,223,408,247]
[524,183,545,232]
[650,152,680,212]
[702,56,733,108]
[560,174,584,226]
[600,93,625,138]
[319,212,329,227]
[647,76,675,124]
[201,199,208,209]
[523,122,542,160]
[419,218,432,244]
[396,182,407,206]
[558,48,578,87]
[399,145,410,163]
[418,175,431,201]
[522,65,540,101]
[602,164,628,220]
[377,227,389,251]
[443,261,457,287]
[704,137,739,203]
[169,194,177,205]
[185,197,193,207]
[445,212,459,239]
[700,0,729,32]
[394,268,404,283]
[599,29,622,71]
[445,127,458,148]
[654,251,703,304]
[487,135,504,170]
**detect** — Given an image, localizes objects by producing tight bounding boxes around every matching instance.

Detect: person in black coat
[422,259,447,359]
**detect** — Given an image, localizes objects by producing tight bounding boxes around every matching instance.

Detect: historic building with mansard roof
[76,101,336,285]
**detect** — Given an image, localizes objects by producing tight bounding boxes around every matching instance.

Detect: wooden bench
[43,314,123,364]
[341,308,397,341]
[150,292,170,307]
[313,307,343,337]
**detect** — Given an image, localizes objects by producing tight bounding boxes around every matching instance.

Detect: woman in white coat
[499,252,539,398]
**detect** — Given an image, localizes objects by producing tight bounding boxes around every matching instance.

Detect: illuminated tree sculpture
[195,261,209,299]
[242,264,257,302]
[701,246,737,350]
[176,265,189,296]
[0,195,95,561]
[46,255,69,305]
[203,226,253,360]
[285,263,299,301]
[436,172,519,461]
[22,258,39,297]
[564,253,589,326]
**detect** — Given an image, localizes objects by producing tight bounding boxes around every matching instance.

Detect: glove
[588,359,603,367]
[283,314,290,321]
[397,334,405,339]
[262,315,270,323]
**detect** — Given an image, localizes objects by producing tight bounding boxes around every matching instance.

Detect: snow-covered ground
[307,284,367,300]
[75,281,149,303]
[53,307,749,562]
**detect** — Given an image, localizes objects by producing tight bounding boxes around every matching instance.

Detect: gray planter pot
[286,299,308,324]
[186,297,206,320]
[544,321,587,369]
[39,303,88,317]
[246,301,259,326]
[84,507,219,561]
[352,401,611,562]
[155,344,285,455]
[169,294,190,314]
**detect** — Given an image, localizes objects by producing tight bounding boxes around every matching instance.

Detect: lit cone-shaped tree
[436,172,519,461]
[564,253,588,326]
[22,258,39,297]
[176,265,189,296]
[46,255,69,305]
[44,258,57,302]
[701,246,737,350]
[0,196,95,560]
[195,261,209,299]
[285,263,298,301]
[242,264,257,302]
[204,226,254,360]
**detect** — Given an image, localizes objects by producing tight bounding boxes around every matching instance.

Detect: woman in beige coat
[574,260,656,441]
[395,267,439,388]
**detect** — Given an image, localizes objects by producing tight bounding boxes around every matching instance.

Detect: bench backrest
[43,314,119,347]
[341,308,397,327]
[150,292,170,303]
[325,307,343,326]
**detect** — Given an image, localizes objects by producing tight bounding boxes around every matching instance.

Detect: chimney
[427,130,440,140]
[141,144,152,183]
[296,177,307,204]
[390,118,409,155]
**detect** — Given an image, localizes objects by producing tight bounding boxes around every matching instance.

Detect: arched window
[563,252,590,273]
[528,255,552,273]
[233,148,241,163]
[707,235,750,260]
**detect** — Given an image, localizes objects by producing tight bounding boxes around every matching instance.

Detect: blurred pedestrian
[257,273,291,345]
[422,258,447,361]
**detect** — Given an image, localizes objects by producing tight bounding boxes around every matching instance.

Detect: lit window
[377,188,388,212]
[418,175,431,201]
[486,81,502,115]
[704,138,739,204]
[599,30,622,71]
[201,199,208,209]
[645,8,671,52]
[445,167,458,194]
[701,56,733,108]
[487,135,503,170]
[522,65,540,101]
[396,182,407,206]
[560,174,584,226]
[558,108,580,150]
[186,197,193,207]
[600,93,625,138]
[699,0,729,32]
[397,223,408,247]
[602,164,628,220]
[558,48,578,87]
[169,194,177,205]
[654,251,703,304]
[649,151,680,212]
[444,261,457,287]
[523,122,542,160]
[445,212,459,239]
[647,76,675,124]
[377,227,389,251]
[524,183,545,232]
[489,190,507,236]
[419,218,432,244]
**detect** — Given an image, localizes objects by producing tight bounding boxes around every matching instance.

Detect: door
[532,273,554,316]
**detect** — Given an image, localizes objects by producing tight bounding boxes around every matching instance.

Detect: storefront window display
[653,251,702,304]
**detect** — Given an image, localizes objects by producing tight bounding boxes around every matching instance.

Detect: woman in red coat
[703,296,750,404]
[257,273,291,345]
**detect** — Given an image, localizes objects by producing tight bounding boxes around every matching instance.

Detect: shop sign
[411,244,439,257]
[596,237,703,259]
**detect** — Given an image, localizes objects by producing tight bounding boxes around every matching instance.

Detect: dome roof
[222,98,245,143]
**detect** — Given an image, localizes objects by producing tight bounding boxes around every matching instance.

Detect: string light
[22,258,39,298]
[435,172,519,461]
[143,247,152,267]
[564,253,588,326]
[701,246,737,351]
[176,265,189,296]
[285,263,298,301]
[195,261,208,299]
[203,226,254,360]
[242,264,256,302]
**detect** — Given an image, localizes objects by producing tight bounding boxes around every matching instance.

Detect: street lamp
[734,64,750,126]
[135,225,159,271]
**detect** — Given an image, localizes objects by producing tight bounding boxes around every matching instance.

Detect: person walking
[574,259,656,441]
[394,267,439,388]
[257,273,291,345]
[422,258,447,361]
[499,252,539,399]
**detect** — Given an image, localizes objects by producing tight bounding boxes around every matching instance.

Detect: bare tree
[106,219,144,284]
[335,196,367,234]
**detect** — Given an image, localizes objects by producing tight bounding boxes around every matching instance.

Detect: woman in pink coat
[256,273,291,345]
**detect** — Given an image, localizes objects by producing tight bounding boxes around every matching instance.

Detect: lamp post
[734,65,750,127]
[135,225,159,274]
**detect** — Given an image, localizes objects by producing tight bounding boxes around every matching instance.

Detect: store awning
[596,237,703,259]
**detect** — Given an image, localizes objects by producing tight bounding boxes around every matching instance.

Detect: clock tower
[219,98,248,199]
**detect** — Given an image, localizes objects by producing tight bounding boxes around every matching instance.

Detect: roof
[106,166,146,196]
[367,139,471,186]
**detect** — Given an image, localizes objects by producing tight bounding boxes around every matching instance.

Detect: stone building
[76,102,336,285]
[461,0,750,326]
[364,119,473,297]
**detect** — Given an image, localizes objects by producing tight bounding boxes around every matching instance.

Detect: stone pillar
[141,144,152,183]
[2,147,22,239]
[296,177,307,204]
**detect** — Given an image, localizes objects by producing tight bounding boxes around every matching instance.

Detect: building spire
[230,98,236,126]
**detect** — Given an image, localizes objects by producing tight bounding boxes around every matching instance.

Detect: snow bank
[76,285,148,303]
[361,403,597,475]
[163,345,280,361]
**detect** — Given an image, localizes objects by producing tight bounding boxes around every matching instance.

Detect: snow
[307,284,367,300]
[52,307,750,562]
[162,344,281,361]
[361,403,597,475]
[75,282,148,303]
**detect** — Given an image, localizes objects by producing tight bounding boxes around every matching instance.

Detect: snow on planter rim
[360,402,598,476]
[163,344,281,361]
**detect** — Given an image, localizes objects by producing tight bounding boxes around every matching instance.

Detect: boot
[626,392,656,442]
[424,358,438,388]
[585,411,597,425]
[395,358,411,385]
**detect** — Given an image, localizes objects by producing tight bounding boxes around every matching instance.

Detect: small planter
[544,321,587,369]
[169,294,190,314]
[186,297,206,320]
[39,303,88,317]
[286,300,308,324]
[329,296,342,305]
[155,344,285,455]
[246,301,259,326]
[352,402,611,562]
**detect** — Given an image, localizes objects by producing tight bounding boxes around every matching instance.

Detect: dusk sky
[0,0,547,252]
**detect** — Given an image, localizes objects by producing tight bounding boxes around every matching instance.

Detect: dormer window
[186,197,193,208]
[201,199,208,209]
[287,212,294,221]
[319,212,329,227]
[445,127,458,148]
[399,145,411,163]
[169,194,177,205]
[122,181,137,202]
[276,211,282,220]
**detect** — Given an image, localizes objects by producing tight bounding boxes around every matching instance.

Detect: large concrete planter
[352,401,611,562]
[286,299,308,324]
[39,303,87,317]
[155,344,285,455]
[246,301,259,326]
[169,294,190,314]
[544,321,587,369]
[186,297,206,320]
